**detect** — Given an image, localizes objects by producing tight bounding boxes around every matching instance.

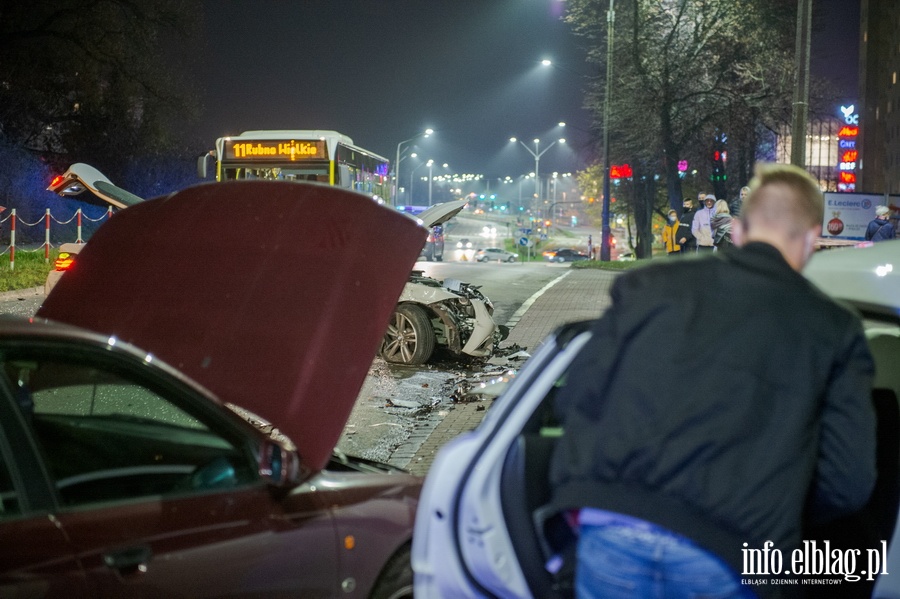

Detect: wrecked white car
[379,200,508,366]
[382,272,508,366]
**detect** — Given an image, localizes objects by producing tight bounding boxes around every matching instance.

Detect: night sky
[191,0,857,182]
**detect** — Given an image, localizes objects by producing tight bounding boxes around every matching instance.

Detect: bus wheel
[380,305,435,365]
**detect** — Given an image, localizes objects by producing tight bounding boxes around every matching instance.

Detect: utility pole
[790,0,812,168]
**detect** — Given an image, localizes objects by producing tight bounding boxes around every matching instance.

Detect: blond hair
[714,200,730,215]
[743,163,823,238]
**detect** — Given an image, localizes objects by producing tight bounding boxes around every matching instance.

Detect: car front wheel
[507,256,516,262]
[380,304,435,365]
[370,545,413,599]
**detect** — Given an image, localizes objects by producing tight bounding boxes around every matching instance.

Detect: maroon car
[0,181,425,598]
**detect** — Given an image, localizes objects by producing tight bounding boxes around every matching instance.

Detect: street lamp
[427,161,449,206]
[510,135,566,207]
[408,156,426,201]
[394,128,433,206]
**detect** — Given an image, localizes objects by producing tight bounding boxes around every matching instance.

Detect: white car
[46,165,505,367]
[412,240,900,598]
[381,201,508,366]
[475,247,518,263]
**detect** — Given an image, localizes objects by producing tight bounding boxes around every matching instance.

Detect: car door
[0,388,89,598]
[1,340,341,598]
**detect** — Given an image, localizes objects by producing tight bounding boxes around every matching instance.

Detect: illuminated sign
[224,139,327,161]
[836,105,859,192]
[610,164,633,179]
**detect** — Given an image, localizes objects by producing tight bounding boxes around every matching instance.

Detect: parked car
[1,181,424,598]
[475,247,518,263]
[45,165,504,368]
[543,247,589,262]
[412,240,900,598]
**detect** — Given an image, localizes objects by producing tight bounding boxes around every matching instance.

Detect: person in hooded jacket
[692,194,717,251]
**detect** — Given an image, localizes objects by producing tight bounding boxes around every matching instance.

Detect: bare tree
[0,0,200,180]
[566,0,798,257]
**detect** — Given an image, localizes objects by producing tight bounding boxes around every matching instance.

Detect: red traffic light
[609,164,632,179]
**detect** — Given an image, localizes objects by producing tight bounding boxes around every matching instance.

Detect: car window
[864,320,900,400]
[3,352,255,508]
[0,444,19,517]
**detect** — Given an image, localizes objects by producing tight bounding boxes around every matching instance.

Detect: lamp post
[408,157,426,202]
[427,161,448,206]
[510,135,565,208]
[394,128,433,206]
[518,173,535,213]
[600,0,615,261]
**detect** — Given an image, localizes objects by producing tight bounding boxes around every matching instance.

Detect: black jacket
[677,208,696,247]
[549,243,876,586]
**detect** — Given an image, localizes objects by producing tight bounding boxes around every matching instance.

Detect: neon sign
[836,105,859,192]
[224,139,327,161]
[610,164,633,179]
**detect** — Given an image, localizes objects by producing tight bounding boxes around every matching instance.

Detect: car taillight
[54,253,75,272]
[49,174,64,188]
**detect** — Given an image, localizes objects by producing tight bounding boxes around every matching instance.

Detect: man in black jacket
[676,197,696,253]
[550,163,876,598]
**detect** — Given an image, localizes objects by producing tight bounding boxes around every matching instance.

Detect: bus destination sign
[224,139,327,161]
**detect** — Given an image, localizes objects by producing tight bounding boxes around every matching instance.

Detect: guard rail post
[9,209,15,271]
[44,208,51,263]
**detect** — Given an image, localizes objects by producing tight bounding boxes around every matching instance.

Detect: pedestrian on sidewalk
[691,194,716,252]
[865,205,895,242]
[676,198,696,254]
[549,163,876,599]
[661,209,681,256]
[711,199,733,250]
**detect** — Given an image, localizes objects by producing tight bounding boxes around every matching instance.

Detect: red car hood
[38,181,426,472]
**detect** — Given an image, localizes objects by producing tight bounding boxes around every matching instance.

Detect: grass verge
[0,249,57,292]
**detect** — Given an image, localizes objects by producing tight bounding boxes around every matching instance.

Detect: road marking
[504,271,572,328]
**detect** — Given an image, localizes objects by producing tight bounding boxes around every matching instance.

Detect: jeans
[576,516,756,599]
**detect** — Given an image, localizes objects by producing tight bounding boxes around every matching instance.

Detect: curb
[0,286,44,301]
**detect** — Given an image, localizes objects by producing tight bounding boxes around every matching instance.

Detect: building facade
[859,0,900,194]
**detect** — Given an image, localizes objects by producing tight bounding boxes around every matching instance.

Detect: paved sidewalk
[393,268,620,476]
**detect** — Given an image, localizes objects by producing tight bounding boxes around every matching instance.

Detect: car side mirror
[197,153,210,179]
[258,440,305,487]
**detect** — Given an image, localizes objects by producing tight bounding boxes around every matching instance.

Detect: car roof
[414,199,468,228]
[38,181,427,472]
[804,240,900,312]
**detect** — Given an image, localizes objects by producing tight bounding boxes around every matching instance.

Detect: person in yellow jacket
[662,209,681,255]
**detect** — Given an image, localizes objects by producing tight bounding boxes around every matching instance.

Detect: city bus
[197,130,392,203]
